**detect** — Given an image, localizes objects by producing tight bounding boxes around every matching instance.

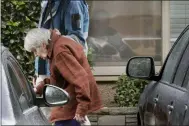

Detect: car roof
[1,45,8,54]
[1,45,10,61]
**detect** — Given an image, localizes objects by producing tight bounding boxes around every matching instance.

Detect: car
[0,46,70,125]
[126,25,189,126]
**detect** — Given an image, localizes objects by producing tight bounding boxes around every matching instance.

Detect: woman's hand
[74,114,86,123]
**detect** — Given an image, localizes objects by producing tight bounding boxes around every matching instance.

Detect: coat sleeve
[55,50,91,117]
[64,1,87,42]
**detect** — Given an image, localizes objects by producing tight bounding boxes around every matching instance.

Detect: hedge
[2,0,41,81]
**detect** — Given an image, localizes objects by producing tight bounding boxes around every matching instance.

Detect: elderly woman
[24,28,102,126]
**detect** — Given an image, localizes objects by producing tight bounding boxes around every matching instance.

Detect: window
[87,1,162,66]
[7,63,22,97]
[161,29,189,83]
[170,1,189,46]
[173,40,189,86]
[8,57,33,104]
[7,60,29,111]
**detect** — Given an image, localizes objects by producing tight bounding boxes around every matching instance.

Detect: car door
[182,70,189,125]
[166,36,189,125]
[5,52,49,125]
[169,62,189,126]
[154,27,189,125]
[143,26,189,125]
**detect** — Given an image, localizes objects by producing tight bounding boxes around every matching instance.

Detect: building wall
[97,81,118,107]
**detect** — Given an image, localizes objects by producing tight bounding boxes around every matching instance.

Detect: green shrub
[114,74,149,107]
[2,0,40,81]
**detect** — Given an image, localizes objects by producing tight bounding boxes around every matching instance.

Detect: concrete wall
[97,81,118,107]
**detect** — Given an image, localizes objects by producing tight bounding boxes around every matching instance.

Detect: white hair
[24,28,51,52]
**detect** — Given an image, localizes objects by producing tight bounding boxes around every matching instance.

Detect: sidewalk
[88,107,138,126]
[40,107,138,126]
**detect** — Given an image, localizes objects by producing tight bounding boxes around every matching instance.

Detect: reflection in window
[7,63,29,110]
[87,1,162,66]
[9,58,32,102]
[7,64,22,97]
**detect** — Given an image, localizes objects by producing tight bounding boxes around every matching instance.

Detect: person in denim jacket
[34,0,89,80]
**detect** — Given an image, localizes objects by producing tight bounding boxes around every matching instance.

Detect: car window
[173,41,189,86]
[161,30,189,83]
[8,57,34,104]
[7,62,29,111]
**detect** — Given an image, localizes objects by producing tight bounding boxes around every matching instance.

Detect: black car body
[1,46,69,125]
[126,25,189,126]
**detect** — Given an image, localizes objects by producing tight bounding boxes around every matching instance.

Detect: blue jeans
[55,119,81,126]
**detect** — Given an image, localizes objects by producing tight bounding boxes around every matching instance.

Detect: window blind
[170,1,189,46]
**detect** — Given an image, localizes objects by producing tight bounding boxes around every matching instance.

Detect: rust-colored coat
[36,30,102,123]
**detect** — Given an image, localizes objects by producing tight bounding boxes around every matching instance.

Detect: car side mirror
[126,57,155,79]
[43,85,70,107]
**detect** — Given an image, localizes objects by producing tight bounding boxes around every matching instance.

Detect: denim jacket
[35,0,89,76]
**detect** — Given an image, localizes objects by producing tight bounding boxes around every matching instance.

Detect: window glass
[7,62,29,111]
[87,1,162,66]
[173,41,189,86]
[7,63,22,96]
[9,57,33,103]
[161,30,189,83]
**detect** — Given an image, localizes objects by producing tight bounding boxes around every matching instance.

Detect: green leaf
[7,21,20,27]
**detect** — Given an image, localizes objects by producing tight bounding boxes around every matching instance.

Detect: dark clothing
[55,119,81,126]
